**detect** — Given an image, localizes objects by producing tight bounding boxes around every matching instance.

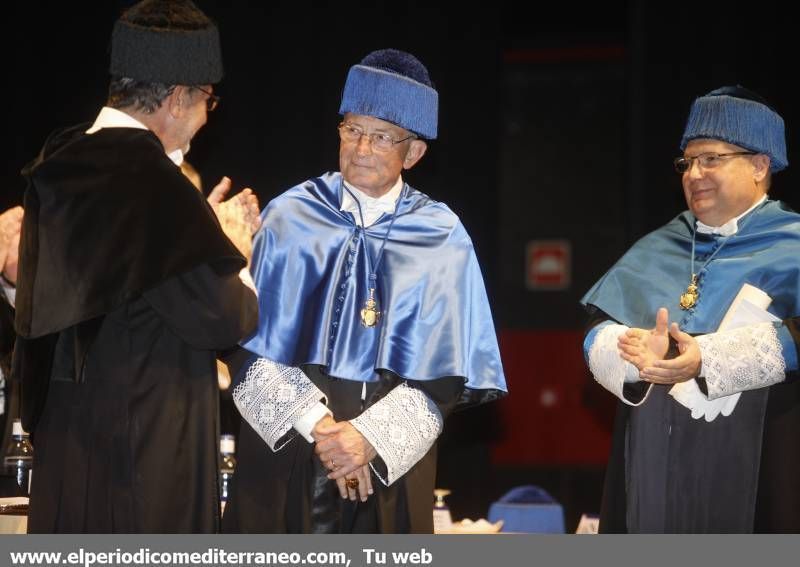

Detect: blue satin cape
[242,172,506,392]
[581,200,800,329]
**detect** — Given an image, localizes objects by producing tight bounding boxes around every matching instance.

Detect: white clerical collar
[340,176,404,228]
[85,106,185,166]
[696,195,767,237]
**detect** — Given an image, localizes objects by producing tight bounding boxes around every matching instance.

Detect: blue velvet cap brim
[680,94,788,172]
[339,65,438,139]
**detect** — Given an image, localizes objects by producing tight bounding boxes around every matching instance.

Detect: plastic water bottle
[3,419,33,496]
[433,488,453,533]
[219,434,236,515]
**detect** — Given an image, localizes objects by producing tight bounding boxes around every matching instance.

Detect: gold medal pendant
[360,288,380,328]
[679,213,750,313]
[679,274,698,310]
[345,185,406,332]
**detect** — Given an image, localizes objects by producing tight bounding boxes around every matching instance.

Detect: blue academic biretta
[339,49,438,140]
[681,85,787,172]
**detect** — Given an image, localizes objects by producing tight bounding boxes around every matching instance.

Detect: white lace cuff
[350,382,443,486]
[697,322,787,400]
[232,357,326,451]
[587,324,652,405]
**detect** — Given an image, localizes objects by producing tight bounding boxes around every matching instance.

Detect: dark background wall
[7,1,797,530]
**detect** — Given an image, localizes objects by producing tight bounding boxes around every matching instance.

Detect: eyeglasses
[193,86,220,112]
[673,151,755,174]
[337,122,416,152]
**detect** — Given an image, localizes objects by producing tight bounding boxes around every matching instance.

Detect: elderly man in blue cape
[222,49,506,533]
[581,86,800,533]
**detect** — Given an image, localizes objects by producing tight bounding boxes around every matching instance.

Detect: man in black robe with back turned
[13,0,258,533]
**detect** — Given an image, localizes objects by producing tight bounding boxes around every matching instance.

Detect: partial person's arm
[142,261,257,350]
[206,177,261,264]
[0,206,23,300]
[228,352,331,451]
[640,317,799,398]
[317,375,463,486]
[583,308,659,405]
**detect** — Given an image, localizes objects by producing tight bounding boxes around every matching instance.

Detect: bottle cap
[220,434,235,454]
[12,419,27,437]
[433,488,451,508]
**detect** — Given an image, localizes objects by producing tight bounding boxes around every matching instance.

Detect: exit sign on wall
[526,240,571,290]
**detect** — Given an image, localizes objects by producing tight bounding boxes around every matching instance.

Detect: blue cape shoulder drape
[581,200,800,331]
[242,172,506,392]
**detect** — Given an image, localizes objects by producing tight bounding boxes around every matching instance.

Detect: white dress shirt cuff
[294,402,333,443]
[238,268,256,294]
[1,279,15,307]
[232,357,326,451]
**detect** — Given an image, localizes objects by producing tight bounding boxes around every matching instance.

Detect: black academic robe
[596,316,800,533]
[27,266,256,533]
[14,125,257,532]
[221,360,463,534]
[753,317,800,533]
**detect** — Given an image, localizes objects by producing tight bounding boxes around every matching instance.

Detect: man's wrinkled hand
[311,413,337,444]
[332,464,373,502]
[313,416,375,501]
[314,419,377,479]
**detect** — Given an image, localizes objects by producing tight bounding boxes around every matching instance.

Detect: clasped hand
[207,177,261,262]
[617,307,702,384]
[312,415,376,502]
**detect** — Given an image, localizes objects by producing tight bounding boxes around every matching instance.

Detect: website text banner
[1,534,795,567]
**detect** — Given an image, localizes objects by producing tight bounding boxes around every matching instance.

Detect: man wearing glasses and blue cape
[582,86,800,533]
[223,49,506,533]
